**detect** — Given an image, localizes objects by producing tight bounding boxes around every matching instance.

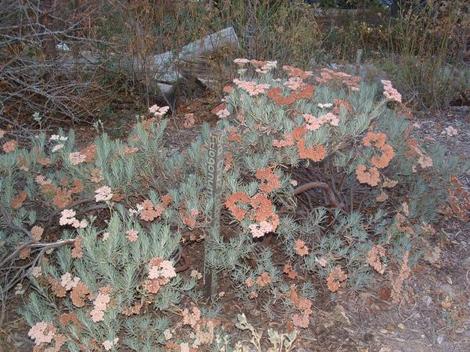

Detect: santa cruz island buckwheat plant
[0,59,468,350]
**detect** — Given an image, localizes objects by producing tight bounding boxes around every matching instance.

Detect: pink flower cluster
[248,221,274,238]
[59,209,88,229]
[90,290,110,322]
[60,272,80,291]
[303,112,339,131]
[148,259,176,280]
[103,338,119,351]
[233,58,277,74]
[284,77,305,91]
[69,152,86,165]
[149,104,169,117]
[95,186,113,202]
[254,60,277,74]
[316,68,360,91]
[28,321,56,345]
[233,79,270,96]
[381,80,402,103]
[35,175,52,186]
[126,229,139,242]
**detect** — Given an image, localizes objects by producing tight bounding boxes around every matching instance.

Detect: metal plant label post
[204,129,224,298]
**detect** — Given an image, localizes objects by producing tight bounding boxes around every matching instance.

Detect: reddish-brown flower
[356,164,380,187]
[326,266,348,292]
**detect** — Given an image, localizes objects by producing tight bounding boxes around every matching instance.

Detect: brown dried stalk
[293,181,346,210]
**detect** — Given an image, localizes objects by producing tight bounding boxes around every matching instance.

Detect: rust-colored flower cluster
[2,139,17,153]
[332,98,353,115]
[363,131,395,169]
[245,272,272,299]
[295,132,327,163]
[294,239,309,256]
[255,167,281,193]
[289,286,313,328]
[143,257,176,294]
[138,194,172,222]
[273,126,327,162]
[233,79,270,96]
[444,176,470,222]
[356,131,395,187]
[11,190,27,209]
[179,207,199,229]
[282,65,313,80]
[406,138,433,170]
[390,251,411,303]
[326,266,348,292]
[283,263,298,280]
[267,84,314,106]
[316,68,360,91]
[225,192,279,237]
[38,178,83,209]
[367,245,386,274]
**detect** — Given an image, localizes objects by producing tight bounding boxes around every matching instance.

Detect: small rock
[437,335,444,344]
[397,323,405,330]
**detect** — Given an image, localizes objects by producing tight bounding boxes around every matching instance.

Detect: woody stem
[293,181,345,210]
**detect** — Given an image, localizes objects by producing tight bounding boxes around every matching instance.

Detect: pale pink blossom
[71,218,88,229]
[303,112,339,130]
[234,58,250,65]
[381,80,402,103]
[255,60,277,74]
[59,209,76,226]
[233,79,270,96]
[35,175,52,186]
[443,126,458,137]
[102,338,119,351]
[51,144,64,153]
[320,112,339,126]
[90,309,104,322]
[95,186,113,202]
[60,272,80,291]
[180,342,190,352]
[317,102,333,109]
[59,209,87,228]
[31,266,42,278]
[183,113,196,128]
[249,221,274,238]
[90,291,110,322]
[149,104,169,117]
[284,77,304,91]
[148,259,176,279]
[50,134,67,142]
[216,108,230,119]
[28,321,56,345]
[69,152,86,165]
[126,229,139,242]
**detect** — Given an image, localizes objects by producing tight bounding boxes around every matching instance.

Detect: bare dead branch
[294,181,346,210]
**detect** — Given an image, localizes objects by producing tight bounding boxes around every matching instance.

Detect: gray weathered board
[152,27,239,102]
[58,27,239,105]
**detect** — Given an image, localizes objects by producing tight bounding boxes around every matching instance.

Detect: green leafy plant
[1,59,467,349]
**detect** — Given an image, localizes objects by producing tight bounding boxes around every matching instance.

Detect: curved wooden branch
[293,181,345,210]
